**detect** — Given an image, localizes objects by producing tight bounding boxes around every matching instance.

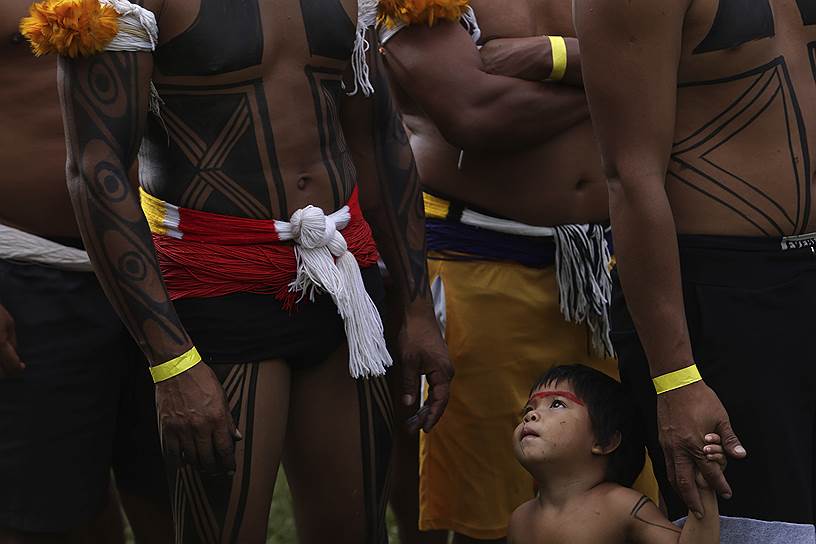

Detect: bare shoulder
[138,0,164,16]
[507,499,538,544]
[574,0,691,32]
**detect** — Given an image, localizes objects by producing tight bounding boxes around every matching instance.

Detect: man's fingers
[194,429,218,474]
[697,456,732,499]
[213,427,237,474]
[162,434,182,467]
[674,457,705,518]
[422,376,450,432]
[400,355,420,407]
[717,420,747,458]
[179,433,200,468]
[0,343,25,377]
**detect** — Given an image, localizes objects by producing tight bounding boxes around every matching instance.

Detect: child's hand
[703,433,727,470]
[695,433,727,489]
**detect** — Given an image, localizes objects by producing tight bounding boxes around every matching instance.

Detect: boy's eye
[550,399,566,409]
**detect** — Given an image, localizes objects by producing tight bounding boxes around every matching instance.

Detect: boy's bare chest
[518,506,629,544]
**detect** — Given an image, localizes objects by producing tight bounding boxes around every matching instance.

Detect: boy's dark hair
[531,364,646,487]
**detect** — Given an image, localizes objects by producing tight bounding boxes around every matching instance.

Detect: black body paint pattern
[305,66,357,210]
[156,0,264,76]
[370,62,429,302]
[694,0,774,55]
[357,376,394,543]
[796,0,816,25]
[61,53,189,363]
[631,496,682,533]
[300,0,356,59]
[143,80,287,219]
[672,58,811,235]
[170,363,259,544]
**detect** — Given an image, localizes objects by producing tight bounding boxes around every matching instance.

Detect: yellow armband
[150,347,202,384]
[547,36,567,82]
[652,364,702,395]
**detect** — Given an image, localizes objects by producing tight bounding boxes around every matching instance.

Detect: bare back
[397,0,609,226]
[0,0,76,238]
[143,0,360,220]
[670,0,816,236]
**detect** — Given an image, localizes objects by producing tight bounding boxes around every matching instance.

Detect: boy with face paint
[509,365,722,544]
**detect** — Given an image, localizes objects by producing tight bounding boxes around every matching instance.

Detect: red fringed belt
[140,186,391,378]
[140,187,380,310]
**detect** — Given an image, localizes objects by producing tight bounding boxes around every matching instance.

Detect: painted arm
[627,490,719,544]
[574,0,745,516]
[59,50,238,473]
[381,21,588,151]
[342,44,453,432]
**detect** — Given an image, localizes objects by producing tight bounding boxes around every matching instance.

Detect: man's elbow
[435,107,492,150]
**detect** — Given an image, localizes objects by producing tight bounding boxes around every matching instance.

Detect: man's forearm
[60,53,193,365]
[609,176,695,376]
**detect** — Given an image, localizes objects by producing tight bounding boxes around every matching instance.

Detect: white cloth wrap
[274,206,392,379]
[0,224,92,272]
[99,0,162,116]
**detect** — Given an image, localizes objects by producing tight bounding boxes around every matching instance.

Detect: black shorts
[612,234,816,527]
[173,266,386,365]
[0,259,167,533]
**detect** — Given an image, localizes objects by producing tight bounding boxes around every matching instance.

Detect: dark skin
[381,3,605,542]
[1,3,171,542]
[575,0,816,518]
[59,0,450,538]
[508,384,723,544]
[382,0,608,228]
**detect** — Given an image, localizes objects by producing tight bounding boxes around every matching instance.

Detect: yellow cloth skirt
[420,254,658,538]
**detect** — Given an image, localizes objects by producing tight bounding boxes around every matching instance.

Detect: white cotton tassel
[554,225,614,357]
[347,0,379,97]
[461,6,482,44]
[278,206,393,378]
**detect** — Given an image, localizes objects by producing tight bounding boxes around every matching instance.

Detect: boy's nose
[524,411,539,423]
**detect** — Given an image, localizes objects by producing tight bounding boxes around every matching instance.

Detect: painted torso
[670,0,816,236]
[143,0,360,220]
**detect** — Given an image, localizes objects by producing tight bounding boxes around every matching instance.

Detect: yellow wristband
[548,36,567,81]
[652,364,702,395]
[150,347,202,383]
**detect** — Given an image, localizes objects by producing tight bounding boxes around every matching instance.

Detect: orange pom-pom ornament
[20,0,119,58]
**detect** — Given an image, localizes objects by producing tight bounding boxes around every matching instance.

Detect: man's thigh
[166,360,291,544]
[283,343,393,544]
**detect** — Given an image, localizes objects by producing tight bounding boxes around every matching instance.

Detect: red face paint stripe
[528,390,584,406]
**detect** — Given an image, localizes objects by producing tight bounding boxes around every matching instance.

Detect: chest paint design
[299,0,356,59]
[156,0,264,76]
[694,0,775,55]
[796,0,816,25]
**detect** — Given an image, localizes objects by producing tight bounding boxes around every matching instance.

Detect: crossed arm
[574,0,745,516]
[381,20,588,151]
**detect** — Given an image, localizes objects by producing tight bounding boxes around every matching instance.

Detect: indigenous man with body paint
[576,0,816,540]
[0,2,172,542]
[22,0,452,541]
[378,1,656,541]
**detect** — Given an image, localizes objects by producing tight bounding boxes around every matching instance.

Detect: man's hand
[398,304,453,433]
[156,362,242,474]
[0,304,24,378]
[657,382,747,517]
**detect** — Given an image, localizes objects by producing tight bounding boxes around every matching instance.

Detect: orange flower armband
[20,0,157,58]
[377,0,471,30]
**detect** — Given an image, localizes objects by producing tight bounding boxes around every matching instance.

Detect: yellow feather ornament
[378,0,470,29]
[20,0,119,58]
